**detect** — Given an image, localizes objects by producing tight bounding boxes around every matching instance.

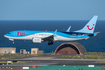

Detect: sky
[0,0,105,20]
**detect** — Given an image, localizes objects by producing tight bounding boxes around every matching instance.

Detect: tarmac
[0,56,105,66]
[0,56,105,70]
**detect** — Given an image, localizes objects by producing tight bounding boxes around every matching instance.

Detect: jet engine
[32,37,42,43]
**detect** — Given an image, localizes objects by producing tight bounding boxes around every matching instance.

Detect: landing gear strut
[13,41,15,44]
[48,41,53,45]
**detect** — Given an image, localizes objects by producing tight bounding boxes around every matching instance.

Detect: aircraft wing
[42,29,57,42]
[42,35,54,41]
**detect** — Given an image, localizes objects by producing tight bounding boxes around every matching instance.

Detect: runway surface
[0,56,105,66]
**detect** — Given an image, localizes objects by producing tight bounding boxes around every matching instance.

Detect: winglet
[66,26,71,32]
[54,29,57,37]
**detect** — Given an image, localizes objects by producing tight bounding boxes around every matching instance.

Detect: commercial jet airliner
[4,16,99,45]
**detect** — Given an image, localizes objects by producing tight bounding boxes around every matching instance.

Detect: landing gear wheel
[48,41,53,45]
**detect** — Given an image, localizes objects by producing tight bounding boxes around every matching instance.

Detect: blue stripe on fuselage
[6,30,89,38]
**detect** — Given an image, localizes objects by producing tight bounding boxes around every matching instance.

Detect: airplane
[4,16,99,45]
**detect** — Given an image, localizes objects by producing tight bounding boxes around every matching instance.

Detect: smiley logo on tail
[87,24,94,30]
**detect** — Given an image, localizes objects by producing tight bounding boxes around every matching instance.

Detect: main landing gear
[48,41,53,45]
[13,41,15,44]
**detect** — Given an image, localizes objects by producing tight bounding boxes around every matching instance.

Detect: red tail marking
[87,24,94,30]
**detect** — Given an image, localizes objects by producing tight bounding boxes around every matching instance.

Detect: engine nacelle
[32,37,42,43]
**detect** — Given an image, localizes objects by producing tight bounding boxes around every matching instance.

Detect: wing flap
[42,35,54,41]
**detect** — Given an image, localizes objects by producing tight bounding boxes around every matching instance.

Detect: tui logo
[87,24,94,30]
[17,32,25,36]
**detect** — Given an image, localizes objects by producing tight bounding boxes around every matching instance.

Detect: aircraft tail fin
[74,16,98,33]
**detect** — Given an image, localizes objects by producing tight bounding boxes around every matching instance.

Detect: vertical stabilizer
[74,16,98,33]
